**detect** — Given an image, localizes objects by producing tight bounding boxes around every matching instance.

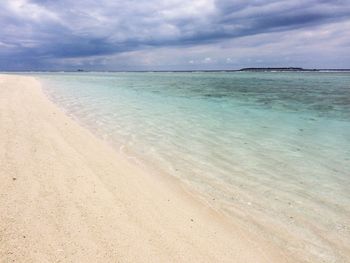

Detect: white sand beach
[0,74,289,262]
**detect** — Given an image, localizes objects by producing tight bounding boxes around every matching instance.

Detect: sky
[1,0,350,71]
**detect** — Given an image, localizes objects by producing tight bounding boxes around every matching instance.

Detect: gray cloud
[0,0,350,70]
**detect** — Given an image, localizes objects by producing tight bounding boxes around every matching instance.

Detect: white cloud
[5,0,60,23]
[203,57,212,63]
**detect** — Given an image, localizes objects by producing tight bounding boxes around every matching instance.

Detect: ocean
[34,72,350,262]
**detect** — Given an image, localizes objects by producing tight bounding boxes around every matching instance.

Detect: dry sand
[0,74,289,262]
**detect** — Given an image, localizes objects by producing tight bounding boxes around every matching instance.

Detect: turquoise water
[35,72,350,262]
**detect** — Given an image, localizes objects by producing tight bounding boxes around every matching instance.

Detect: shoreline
[0,74,288,262]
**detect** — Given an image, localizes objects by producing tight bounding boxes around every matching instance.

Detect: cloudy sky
[1,0,350,70]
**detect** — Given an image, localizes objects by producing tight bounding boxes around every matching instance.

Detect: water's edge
[34,72,350,263]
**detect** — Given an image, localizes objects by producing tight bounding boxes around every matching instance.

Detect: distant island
[239,68,350,72]
[239,67,317,72]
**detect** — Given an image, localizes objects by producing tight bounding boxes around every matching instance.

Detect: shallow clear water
[35,72,350,262]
